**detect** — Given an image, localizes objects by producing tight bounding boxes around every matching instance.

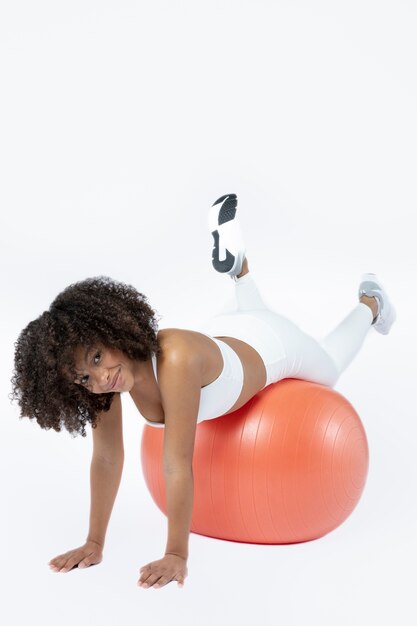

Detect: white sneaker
[208,193,246,279]
[358,273,397,335]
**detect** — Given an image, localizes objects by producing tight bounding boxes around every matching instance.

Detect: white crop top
[142,333,244,428]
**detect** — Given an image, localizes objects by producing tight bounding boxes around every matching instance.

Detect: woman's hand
[138,554,188,589]
[48,540,103,573]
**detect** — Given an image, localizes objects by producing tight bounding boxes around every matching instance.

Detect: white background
[1,1,416,624]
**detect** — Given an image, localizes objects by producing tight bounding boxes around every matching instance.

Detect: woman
[10,193,396,590]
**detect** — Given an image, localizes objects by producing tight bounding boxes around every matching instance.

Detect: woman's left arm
[138,343,202,590]
[163,470,194,560]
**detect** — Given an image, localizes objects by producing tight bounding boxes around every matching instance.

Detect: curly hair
[10,276,163,438]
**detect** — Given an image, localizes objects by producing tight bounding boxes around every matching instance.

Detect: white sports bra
[142,333,244,428]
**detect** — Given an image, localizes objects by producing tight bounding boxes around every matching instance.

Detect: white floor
[1,2,416,625]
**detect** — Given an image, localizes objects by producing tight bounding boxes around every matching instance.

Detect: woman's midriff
[209,335,267,414]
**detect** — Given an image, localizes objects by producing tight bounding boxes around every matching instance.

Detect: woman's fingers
[49,552,72,570]
[139,573,161,587]
[58,558,78,573]
[48,543,102,573]
[49,554,77,572]
[138,554,188,589]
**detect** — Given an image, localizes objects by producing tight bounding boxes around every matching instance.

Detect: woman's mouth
[110,368,121,391]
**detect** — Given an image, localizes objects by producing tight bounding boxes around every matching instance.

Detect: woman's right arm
[87,392,124,547]
[48,393,124,573]
[86,454,124,548]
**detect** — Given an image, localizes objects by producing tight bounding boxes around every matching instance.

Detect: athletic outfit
[142,271,375,428]
[142,193,395,429]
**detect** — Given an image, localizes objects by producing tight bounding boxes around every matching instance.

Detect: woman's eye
[76,351,101,386]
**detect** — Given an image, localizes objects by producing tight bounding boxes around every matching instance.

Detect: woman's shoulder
[157,328,211,362]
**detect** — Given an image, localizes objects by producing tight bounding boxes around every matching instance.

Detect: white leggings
[198,272,374,388]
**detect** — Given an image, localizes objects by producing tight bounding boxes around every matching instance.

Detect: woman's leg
[318,302,374,376]
[281,300,375,387]
[213,262,375,387]
[215,259,269,314]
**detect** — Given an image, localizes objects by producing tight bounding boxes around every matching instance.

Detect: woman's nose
[97,368,111,390]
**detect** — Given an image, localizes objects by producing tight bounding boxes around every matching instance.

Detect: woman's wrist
[86,537,104,548]
[165,550,188,561]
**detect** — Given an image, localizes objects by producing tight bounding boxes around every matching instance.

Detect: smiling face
[72,343,139,394]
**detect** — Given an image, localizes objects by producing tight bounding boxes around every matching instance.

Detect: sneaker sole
[209,194,245,275]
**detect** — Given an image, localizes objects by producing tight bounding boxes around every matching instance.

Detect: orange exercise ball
[140,378,369,544]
